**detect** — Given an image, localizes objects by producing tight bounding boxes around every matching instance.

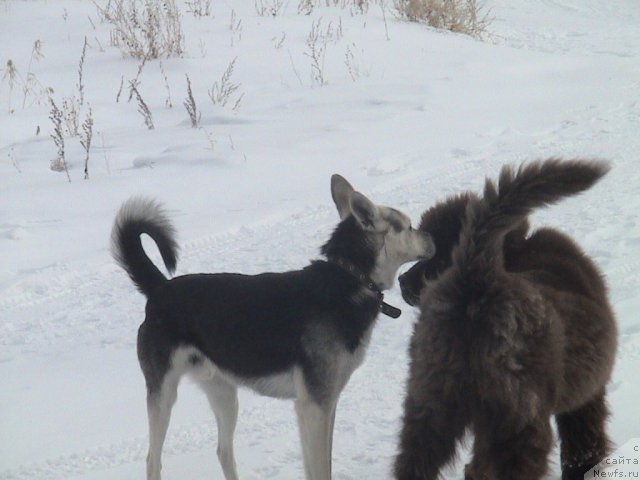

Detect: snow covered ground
[1,0,639,478]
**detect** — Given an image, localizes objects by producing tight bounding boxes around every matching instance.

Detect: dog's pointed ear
[331,174,354,220]
[349,191,383,230]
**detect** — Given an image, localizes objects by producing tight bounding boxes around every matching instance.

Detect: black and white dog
[111,175,434,480]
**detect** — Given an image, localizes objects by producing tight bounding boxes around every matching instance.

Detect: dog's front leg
[295,398,336,480]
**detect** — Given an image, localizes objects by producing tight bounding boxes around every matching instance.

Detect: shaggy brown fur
[395,159,618,480]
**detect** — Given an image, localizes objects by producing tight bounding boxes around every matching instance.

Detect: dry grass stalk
[208,57,242,108]
[80,107,94,179]
[345,43,368,81]
[305,18,328,86]
[3,45,52,113]
[127,56,148,102]
[131,84,154,129]
[287,49,304,86]
[2,59,19,114]
[94,35,105,52]
[298,0,369,15]
[49,98,71,181]
[116,74,124,102]
[229,9,243,45]
[393,0,490,37]
[95,0,185,59]
[231,93,244,112]
[100,131,111,175]
[255,0,286,17]
[298,0,314,15]
[159,61,173,108]
[183,74,200,128]
[381,2,391,40]
[77,37,88,106]
[62,96,81,136]
[22,40,45,109]
[273,32,286,49]
[185,0,212,17]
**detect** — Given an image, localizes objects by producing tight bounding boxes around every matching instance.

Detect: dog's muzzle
[421,233,436,261]
[399,267,422,307]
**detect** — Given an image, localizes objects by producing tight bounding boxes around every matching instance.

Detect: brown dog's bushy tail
[480,158,609,236]
[111,197,179,297]
[452,158,610,274]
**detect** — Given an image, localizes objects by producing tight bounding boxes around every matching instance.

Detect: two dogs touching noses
[112,159,617,480]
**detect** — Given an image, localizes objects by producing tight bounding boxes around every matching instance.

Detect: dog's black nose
[399,271,418,307]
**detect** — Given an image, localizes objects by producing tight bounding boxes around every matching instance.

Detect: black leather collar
[328,258,402,319]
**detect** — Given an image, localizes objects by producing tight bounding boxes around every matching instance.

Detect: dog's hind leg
[394,390,468,480]
[477,413,553,480]
[556,389,612,480]
[145,372,180,480]
[201,373,240,480]
[464,439,492,480]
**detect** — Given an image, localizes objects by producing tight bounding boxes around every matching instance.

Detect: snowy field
[1,0,639,478]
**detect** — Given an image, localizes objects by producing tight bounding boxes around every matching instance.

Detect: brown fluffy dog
[395,159,618,480]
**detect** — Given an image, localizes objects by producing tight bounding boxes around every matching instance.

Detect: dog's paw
[562,463,597,480]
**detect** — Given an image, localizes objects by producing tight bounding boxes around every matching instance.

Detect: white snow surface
[1,0,639,478]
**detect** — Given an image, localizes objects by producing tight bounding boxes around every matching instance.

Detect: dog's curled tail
[111,197,179,297]
[454,158,610,274]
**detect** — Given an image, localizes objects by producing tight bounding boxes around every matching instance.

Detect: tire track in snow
[0,202,343,353]
[0,156,487,325]
[0,212,320,317]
